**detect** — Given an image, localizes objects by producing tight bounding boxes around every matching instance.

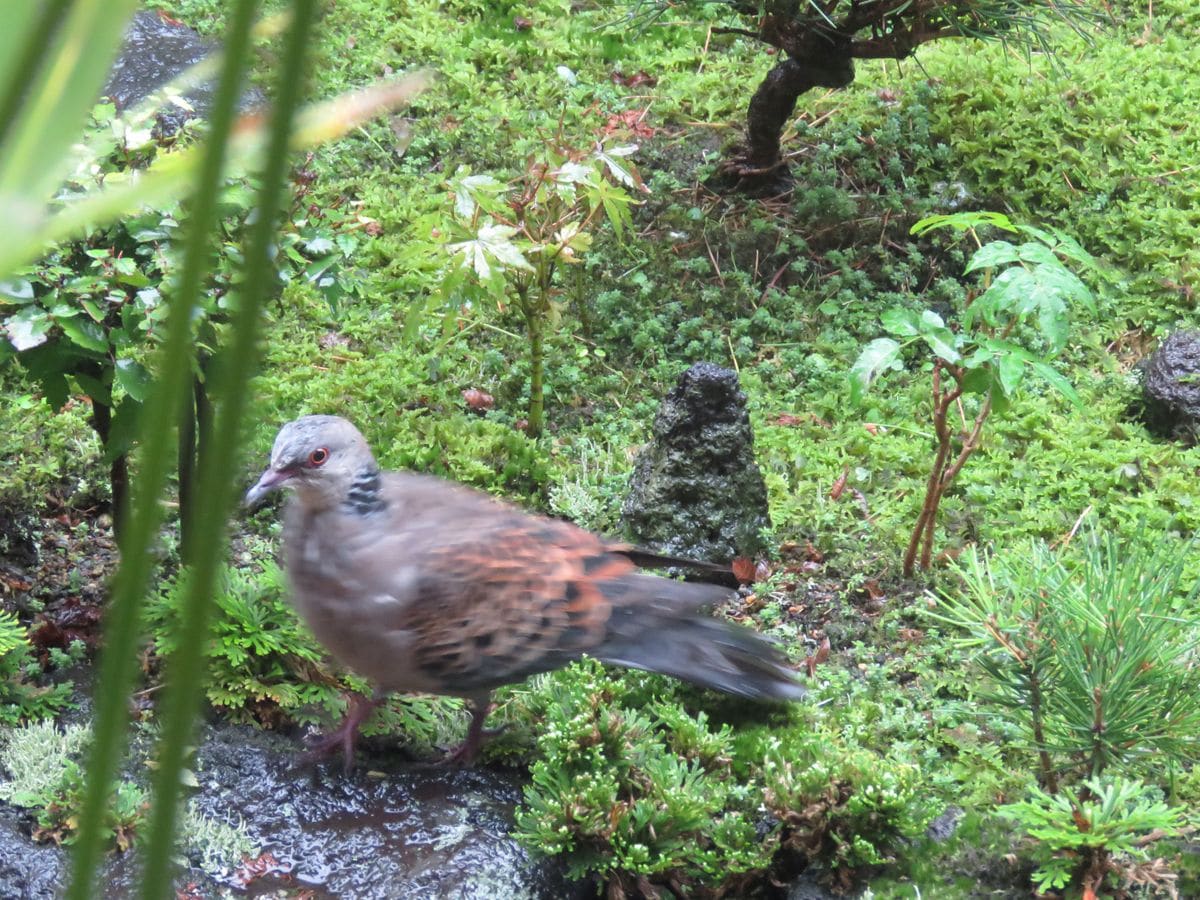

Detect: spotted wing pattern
[402,513,636,692]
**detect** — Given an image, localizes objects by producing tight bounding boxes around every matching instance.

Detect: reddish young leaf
[461,388,495,412]
[731,556,757,585]
[602,109,655,139]
[829,465,849,500]
[610,70,657,88]
[768,413,805,426]
[805,636,831,676]
[233,853,289,889]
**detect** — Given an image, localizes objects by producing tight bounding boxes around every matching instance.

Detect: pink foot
[299,693,381,773]
[442,698,503,766]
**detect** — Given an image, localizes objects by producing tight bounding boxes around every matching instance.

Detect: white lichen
[0,719,89,805]
[179,803,259,878]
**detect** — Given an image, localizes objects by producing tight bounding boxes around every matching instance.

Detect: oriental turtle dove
[246,415,803,768]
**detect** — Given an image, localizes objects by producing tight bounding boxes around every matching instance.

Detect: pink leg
[300,692,381,773]
[443,696,501,766]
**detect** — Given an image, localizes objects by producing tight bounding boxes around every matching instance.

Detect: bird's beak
[244,467,292,509]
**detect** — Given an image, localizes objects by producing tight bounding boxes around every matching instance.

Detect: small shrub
[513,659,941,894]
[851,211,1101,574]
[0,720,144,851]
[148,561,339,727]
[423,137,644,436]
[999,776,1185,897]
[933,528,1200,892]
[0,611,74,724]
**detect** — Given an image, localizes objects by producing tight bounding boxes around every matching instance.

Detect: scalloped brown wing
[403,513,636,693]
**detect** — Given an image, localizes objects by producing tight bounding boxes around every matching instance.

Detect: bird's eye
[308,448,329,467]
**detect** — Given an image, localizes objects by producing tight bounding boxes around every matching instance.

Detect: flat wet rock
[187,725,587,899]
[0,803,65,899]
[105,10,265,133]
[0,721,589,899]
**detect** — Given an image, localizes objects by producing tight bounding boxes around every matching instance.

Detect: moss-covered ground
[3,0,1200,895]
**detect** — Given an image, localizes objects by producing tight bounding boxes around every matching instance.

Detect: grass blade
[63,1,261,896]
[135,1,319,895]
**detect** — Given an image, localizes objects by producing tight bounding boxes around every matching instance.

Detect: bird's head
[245,415,377,511]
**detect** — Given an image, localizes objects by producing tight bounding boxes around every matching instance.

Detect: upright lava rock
[622,362,770,563]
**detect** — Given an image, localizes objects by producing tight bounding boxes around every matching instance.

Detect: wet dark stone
[0,722,590,899]
[104,11,265,135]
[926,806,963,842]
[622,362,770,563]
[0,804,64,899]
[187,724,588,899]
[1141,330,1200,442]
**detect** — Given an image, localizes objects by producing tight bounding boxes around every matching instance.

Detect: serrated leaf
[989,384,1012,416]
[919,308,946,330]
[849,338,902,405]
[593,144,644,192]
[58,316,108,353]
[0,278,34,301]
[1016,223,1055,245]
[965,240,1020,273]
[966,266,1037,328]
[583,177,635,242]
[114,358,151,402]
[556,161,594,186]
[304,235,334,255]
[1015,241,1059,267]
[921,327,961,363]
[1045,229,1100,273]
[81,299,106,322]
[447,222,533,280]
[452,173,504,219]
[996,351,1025,396]
[555,223,592,257]
[910,211,1017,237]
[880,307,920,337]
[961,366,993,395]
[1029,360,1081,408]
[1032,261,1095,312]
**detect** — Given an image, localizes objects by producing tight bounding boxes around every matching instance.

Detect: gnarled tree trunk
[720,30,855,195]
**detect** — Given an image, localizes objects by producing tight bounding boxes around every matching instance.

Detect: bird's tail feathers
[597,577,805,701]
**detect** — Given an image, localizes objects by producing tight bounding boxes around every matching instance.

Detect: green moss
[920,2,1200,330]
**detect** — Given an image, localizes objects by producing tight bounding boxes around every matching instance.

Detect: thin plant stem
[137,1,317,896]
[1027,659,1059,794]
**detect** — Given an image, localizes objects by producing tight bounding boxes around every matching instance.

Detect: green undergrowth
[0,612,76,725]
[919,0,1200,332]
[0,719,256,868]
[508,656,947,895]
[0,381,101,511]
